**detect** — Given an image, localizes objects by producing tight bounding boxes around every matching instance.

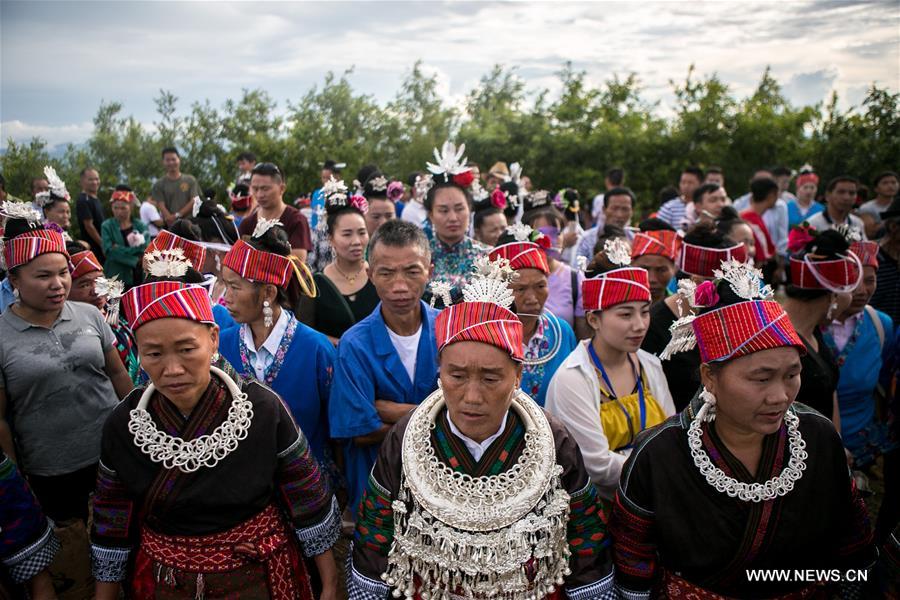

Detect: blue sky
[1,0,897,149]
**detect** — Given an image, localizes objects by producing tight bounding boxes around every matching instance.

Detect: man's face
[604,193,633,228]
[876,176,899,199]
[81,169,100,195]
[368,243,431,318]
[237,159,254,173]
[31,178,49,199]
[775,175,792,195]
[846,266,877,315]
[320,169,335,186]
[826,181,857,214]
[250,174,285,209]
[679,173,700,200]
[632,254,676,304]
[697,187,728,219]
[163,152,180,173]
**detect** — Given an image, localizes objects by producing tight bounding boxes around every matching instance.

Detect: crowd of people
[0,142,898,599]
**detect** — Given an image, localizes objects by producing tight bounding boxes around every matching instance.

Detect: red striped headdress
[692,300,805,363]
[850,241,879,269]
[3,229,69,271]
[121,281,215,331]
[583,268,651,311]
[678,241,748,278]
[434,256,523,361]
[70,250,103,279]
[145,230,207,272]
[631,230,683,262]
[789,253,862,293]
[489,224,551,274]
[222,238,293,287]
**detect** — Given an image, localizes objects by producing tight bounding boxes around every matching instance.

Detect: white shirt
[387,324,422,383]
[240,308,290,381]
[139,201,162,237]
[830,312,861,354]
[446,411,509,462]
[401,201,428,229]
[806,211,868,240]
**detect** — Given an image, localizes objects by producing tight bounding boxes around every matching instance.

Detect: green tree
[0,138,54,200]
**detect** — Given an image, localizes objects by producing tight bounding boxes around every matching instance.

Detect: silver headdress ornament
[604,237,632,267]
[322,176,349,205]
[470,179,489,202]
[33,165,70,207]
[712,258,773,301]
[528,189,550,207]
[428,280,453,308]
[463,255,517,309]
[426,141,470,176]
[145,248,191,278]
[833,223,863,244]
[413,174,434,202]
[575,255,588,273]
[507,222,534,242]
[506,162,524,187]
[367,175,388,192]
[94,276,125,325]
[191,196,203,218]
[252,218,283,239]
[0,201,43,222]
[798,163,815,173]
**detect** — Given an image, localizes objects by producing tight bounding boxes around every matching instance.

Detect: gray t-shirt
[150,174,201,214]
[0,301,118,476]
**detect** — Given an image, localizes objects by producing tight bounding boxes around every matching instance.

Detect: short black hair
[592,224,628,256]
[236,151,256,163]
[603,186,635,208]
[161,146,179,158]
[114,184,133,192]
[826,175,858,193]
[367,218,430,259]
[684,221,734,249]
[474,206,504,231]
[638,217,676,232]
[79,167,98,177]
[750,177,779,202]
[681,166,704,181]
[715,206,747,237]
[873,171,899,188]
[251,162,283,183]
[407,172,421,187]
[772,166,792,178]
[658,185,679,204]
[692,183,721,203]
[705,166,723,176]
[606,168,625,186]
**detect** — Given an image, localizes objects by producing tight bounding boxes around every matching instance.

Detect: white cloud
[0,120,94,148]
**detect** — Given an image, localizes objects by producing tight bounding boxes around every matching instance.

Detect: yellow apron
[598,369,667,451]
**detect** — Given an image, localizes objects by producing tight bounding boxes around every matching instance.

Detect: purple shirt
[545,262,585,327]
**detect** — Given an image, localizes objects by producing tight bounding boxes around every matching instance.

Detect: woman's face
[728,223,756,262]
[364,199,396,236]
[796,182,817,203]
[9,253,71,312]
[845,266,877,316]
[440,340,522,443]
[136,318,219,407]
[475,212,507,247]
[701,346,802,437]
[330,212,369,263]
[429,187,470,244]
[69,271,105,309]
[221,266,269,324]
[587,301,651,353]
[508,268,548,320]
[44,201,71,229]
[111,201,132,222]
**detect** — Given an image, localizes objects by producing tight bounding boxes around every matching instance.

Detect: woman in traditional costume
[784,227,860,423]
[218,221,336,473]
[488,223,577,407]
[609,259,875,598]
[0,207,131,523]
[300,177,379,343]
[348,256,615,599]
[546,238,675,500]
[101,186,149,288]
[67,244,143,384]
[90,266,341,599]
[642,223,748,411]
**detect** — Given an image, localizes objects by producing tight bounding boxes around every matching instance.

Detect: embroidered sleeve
[346,544,390,600]
[608,488,657,594]
[275,427,337,555]
[0,454,60,583]
[90,461,137,582]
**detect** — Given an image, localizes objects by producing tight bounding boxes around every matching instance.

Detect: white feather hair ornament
[603,238,632,267]
[34,166,70,206]
[145,248,191,278]
[252,218,283,239]
[426,141,470,176]
[470,180,489,202]
[94,276,125,324]
[0,201,43,222]
[506,162,524,187]
[712,258,773,301]
[191,196,203,218]
[463,256,517,309]
[428,280,453,308]
[506,223,533,242]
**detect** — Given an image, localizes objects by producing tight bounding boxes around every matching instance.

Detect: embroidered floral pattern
[237,312,299,386]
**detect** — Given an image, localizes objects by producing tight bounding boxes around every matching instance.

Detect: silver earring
[826,299,838,321]
[698,386,717,422]
[12,288,19,300]
[211,351,220,364]
[263,300,274,328]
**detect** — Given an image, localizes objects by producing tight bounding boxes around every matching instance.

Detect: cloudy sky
[1,0,897,149]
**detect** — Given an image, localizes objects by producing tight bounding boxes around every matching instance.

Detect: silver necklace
[128,366,254,473]
[688,408,808,503]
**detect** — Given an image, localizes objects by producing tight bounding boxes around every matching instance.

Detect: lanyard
[588,342,646,432]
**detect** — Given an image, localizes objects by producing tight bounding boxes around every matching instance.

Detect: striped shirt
[657,197,690,230]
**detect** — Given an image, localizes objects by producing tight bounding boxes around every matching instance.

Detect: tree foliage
[2,63,896,215]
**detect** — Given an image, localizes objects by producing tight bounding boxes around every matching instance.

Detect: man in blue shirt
[329,219,440,513]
